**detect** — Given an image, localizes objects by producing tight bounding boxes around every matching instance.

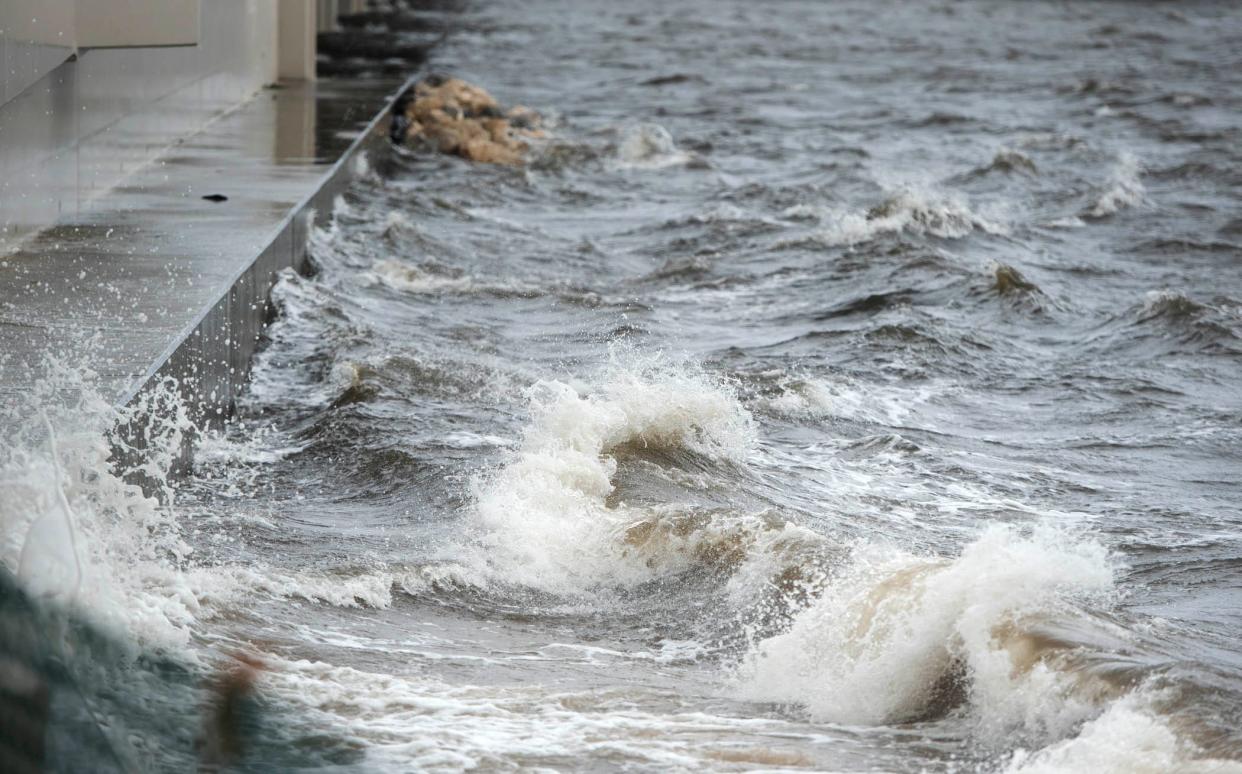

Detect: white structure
[0,0,364,256]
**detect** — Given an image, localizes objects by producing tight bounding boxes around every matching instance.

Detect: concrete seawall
[117,78,412,469]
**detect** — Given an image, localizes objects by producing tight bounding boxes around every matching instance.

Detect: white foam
[614,123,693,169]
[1004,694,1242,774]
[723,519,832,611]
[189,563,457,611]
[1044,216,1087,229]
[254,652,821,771]
[442,431,515,449]
[737,524,1115,742]
[195,425,304,469]
[1141,288,1201,318]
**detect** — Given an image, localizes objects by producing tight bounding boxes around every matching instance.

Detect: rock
[393,75,544,165]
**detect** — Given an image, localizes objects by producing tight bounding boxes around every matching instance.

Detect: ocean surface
[4,0,1242,771]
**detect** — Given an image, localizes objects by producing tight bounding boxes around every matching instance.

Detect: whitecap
[792,187,1007,247]
[1085,152,1145,218]
[1003,694,1242,774]
[614,123,694,169]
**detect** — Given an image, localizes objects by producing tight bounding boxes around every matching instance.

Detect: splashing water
[1,360,198,649]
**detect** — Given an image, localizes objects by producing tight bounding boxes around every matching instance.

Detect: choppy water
[5,0,1242,771]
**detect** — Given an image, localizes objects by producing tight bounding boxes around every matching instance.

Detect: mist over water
[6,0,1242,770]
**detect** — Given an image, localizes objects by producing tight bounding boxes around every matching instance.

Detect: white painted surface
[77,0,200,49]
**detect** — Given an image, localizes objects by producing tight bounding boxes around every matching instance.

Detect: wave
[988,148,1039,175]
[642,254,715,282]
[737,525,1116,740]
[1003,694,1242,774]
[253,651,837,771]
[749,371,925,426]
[0,358,475,649]
[961,149,1038,179]
[1139,289,1210,321]
[368,257,609,308]
[379,212,467,261]
[640,73,707,87]
[1131,237,1239,256]
[464,356,758,592]
[674,202,752,225]
[369,257,539,297]
[1084,153,1145,218]
[190,561,473,611]
[780,202,837,221]
[623,507,830,597]
[1043,216,1087,229]
[527,139,603,172]
[734,519,1242,768]
[790,187,1007,247]
[1132,290,1241,351]
[648,202,788,235]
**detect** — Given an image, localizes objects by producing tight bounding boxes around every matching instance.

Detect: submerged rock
[392,75,544,165]
[993,263,1039,295]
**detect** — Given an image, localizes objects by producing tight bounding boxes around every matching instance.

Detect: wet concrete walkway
[0,78,404,430]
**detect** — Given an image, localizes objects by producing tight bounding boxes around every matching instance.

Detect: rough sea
[3,0,1242,771]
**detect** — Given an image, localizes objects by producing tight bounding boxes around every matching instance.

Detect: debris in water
[197,652,265,769]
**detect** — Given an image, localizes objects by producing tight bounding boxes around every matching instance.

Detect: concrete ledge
[0,75,410,468]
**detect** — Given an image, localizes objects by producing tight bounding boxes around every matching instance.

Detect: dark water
[7,0,1242,771]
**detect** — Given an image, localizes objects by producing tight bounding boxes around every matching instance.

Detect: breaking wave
[737,525,1116,739]
[190,562,469,611]
[371,257,482,294]
[733,521,1242,770]
[464,356,758,591]
[792,187,1007,247]
[1003,694,1242,774]
[1085,153,1145,218]
[749,370,927,426]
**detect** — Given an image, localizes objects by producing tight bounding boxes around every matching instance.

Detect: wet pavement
[0,78,405,428]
